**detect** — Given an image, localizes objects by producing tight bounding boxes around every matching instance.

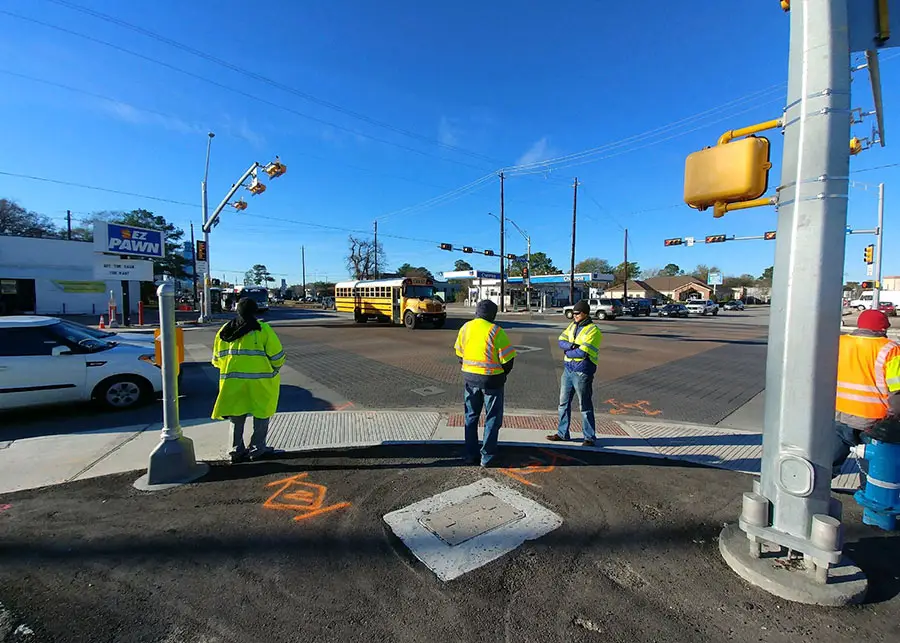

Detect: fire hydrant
[852,439,900,531]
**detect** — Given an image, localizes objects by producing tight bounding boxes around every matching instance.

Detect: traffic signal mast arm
[717,119,783,146]
[203,162,259,233]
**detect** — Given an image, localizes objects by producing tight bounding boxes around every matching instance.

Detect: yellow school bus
[334,277,446,329]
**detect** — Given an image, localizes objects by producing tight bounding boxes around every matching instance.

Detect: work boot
[229,450,249,464]
[582,438,596,447]
[546,434,567,442]
[248,446,276,461]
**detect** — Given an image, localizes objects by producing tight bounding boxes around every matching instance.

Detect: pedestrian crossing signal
[764,231,776,240]
[705,235,728,244]
[664,238,683,246]
[462,246,474,254]
[439,243,453,251]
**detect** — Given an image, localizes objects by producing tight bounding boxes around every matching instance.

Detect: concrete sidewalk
[0,409,862,494]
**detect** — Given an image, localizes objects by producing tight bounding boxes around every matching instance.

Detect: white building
[0,236,141,317]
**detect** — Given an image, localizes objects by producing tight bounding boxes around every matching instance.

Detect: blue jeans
[832,420,870,484]
[557,370,596,441]
[464,384,505,466]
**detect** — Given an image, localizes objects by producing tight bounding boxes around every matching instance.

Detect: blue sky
[0,0,898,286]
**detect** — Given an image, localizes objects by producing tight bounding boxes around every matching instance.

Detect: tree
[509,251,558,277]
[244,264,274,286]
[613,261,641,283]
[0,199,61,238]
[575,257,612,274]
[396,263,434,280]
[758,266,774,284]
[690,264,721,280]
[662,263,683,276]
[454,259,473,271]
[345,235,385,280]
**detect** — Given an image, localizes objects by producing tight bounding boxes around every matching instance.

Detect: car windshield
[50,320,116,352]
[882,302,894,307]
[404,285,435,298]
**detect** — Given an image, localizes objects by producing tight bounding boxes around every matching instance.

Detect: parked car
[723,300,745,311]
[623,298,652,317]
[563,298,623,321]
[0,316,163,411]
[657,303,689,318]
[879,301,897,317]
[71,322,157,348]
[685,300,719,316]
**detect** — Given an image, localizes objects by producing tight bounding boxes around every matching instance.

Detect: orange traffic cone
[98,315,106,329]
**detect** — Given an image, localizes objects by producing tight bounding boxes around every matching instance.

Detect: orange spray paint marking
[604,398,662,416]
[334,401,355,411]
[498,448,587,487]
[264,473,350,522]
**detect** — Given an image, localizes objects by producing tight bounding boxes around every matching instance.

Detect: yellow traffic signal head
[850,137,864,155]
[264,158,287,179]
[705,235,728,244]
[664,238,683,247]
[232,199,248,211]
[864,244,874,264]
[247,177,267,195]
[684,136,772,212]
[764,231,776,240]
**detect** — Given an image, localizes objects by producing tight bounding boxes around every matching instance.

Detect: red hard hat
[858,309,890,332]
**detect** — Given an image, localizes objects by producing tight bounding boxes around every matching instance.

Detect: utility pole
[873,182,885,307]
[66,210,72,240]
[499,172,506,313]
[720,0,858,599]
[373,220,379,279]
[623,229,629,302]
[302,245,307,297]
[570,177,578,305]
[190,222,198,306]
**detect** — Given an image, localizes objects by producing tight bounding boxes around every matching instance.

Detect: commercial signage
[93,257,155,281]
[707,272,723,286]
[52,280,106,294]
[94,222,165,259]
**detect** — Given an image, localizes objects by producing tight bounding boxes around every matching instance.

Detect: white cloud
[515,137,559,167]
[438,116,460,147]
[101,101,205,135]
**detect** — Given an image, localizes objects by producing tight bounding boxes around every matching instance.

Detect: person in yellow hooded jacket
[212,297,286,462]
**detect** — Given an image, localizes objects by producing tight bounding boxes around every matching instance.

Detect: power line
[851,163,900,174]
[42,0,502,167]
[0,170,197,207]
[0,9,491,173]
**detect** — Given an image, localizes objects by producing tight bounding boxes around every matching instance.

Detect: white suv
[0,316,163,411]
[685,299,719,316]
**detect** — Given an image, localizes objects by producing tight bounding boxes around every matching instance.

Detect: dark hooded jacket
[459,300,515,389]
[219,298,262,342]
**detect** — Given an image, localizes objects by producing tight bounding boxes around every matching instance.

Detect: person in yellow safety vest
[547,299,602,446]
[832,309,900,482]
[211,297,286,463]
[454,300,516,467]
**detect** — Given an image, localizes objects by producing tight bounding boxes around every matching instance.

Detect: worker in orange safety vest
[832,309,900,480]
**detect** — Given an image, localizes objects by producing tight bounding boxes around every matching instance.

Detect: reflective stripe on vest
[458,319,508,376]
[560,322,600,365]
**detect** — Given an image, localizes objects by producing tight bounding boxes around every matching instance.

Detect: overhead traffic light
[483,249,495,256]
[684,136,773,214]
[232,199,248,211]
[439,243,453,251]
[705,235,728,244]
[864,244,874,264]
[850,137,864,155]
[263,157,287,179]
[664,238,683,247]
[764,231,776,240]
[505,253,517,260]
[462,246,474,254]
[247,177,267,195]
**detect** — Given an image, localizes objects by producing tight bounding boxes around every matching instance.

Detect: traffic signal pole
[719,0,867,604]
[873,182,885,307]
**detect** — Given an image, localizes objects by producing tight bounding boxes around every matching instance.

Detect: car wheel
[564,310,574,319]
[94,375,150,410]
[597,312,607,320]
[857,305,866,311]
[404,310,417,329]
[645,310,651,317]
[713,309,718,316]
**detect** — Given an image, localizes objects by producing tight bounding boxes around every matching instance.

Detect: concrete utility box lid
[419,493,525,546]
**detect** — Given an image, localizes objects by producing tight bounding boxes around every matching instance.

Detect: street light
[505,217,532,312]
[199,132,215,323]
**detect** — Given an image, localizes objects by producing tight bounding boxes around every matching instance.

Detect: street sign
[867,263,874,277]
[195,260,209,277]
[685,236,695,247]
[93,222,165,259]
[93,257,154,281]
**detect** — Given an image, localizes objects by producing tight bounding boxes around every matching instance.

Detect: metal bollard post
[138,301,144,326]
[134,280,209,491]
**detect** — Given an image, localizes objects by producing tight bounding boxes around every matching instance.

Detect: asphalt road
[1,306,771,437]
[0,444,896,643]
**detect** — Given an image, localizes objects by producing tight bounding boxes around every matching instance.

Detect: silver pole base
[133,436,209,491]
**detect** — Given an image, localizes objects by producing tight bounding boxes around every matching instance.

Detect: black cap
[475,299,498,322]
[573,300,591,315]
